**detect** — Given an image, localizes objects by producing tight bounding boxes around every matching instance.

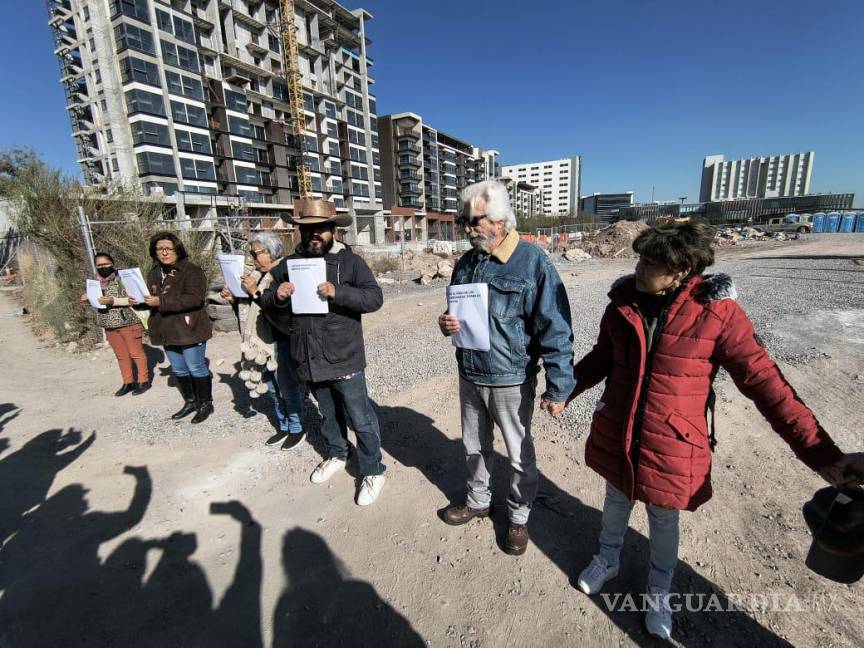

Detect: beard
[303,235,331,256]
[469,232,494,252]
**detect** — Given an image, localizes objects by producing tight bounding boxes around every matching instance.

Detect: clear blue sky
[3,0,862,204]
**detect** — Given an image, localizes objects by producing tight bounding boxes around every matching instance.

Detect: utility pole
[77,206,97,276]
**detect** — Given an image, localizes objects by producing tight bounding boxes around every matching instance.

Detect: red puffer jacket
[572,273,843,511]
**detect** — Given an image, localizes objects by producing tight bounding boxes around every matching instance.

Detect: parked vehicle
[756,214,813,234]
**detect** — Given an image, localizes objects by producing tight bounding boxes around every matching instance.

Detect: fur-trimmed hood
[609,273,737,304]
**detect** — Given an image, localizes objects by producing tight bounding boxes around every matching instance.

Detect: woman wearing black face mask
[80,252,150,396]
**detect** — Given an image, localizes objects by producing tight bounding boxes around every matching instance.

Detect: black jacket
[259,241,382,383]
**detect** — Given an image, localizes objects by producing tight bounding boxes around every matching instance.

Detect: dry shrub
[8,159,217,343]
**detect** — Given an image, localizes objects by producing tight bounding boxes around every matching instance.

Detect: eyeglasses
[155,246,175,253]
[249,249,270,259]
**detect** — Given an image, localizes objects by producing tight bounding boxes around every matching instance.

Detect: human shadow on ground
[272,527,425,647]
[0,456,264,648]
[374,402,794,647]
[144,343,166,382]
[0,424,95,545]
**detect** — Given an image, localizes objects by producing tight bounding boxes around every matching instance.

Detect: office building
[700,152,814,203]
[500,156,580,216]
[580,192,634,221]
[48,0,383,236]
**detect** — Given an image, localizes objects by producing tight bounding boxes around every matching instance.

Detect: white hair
[459,180,516,231]
[249,230,284,258]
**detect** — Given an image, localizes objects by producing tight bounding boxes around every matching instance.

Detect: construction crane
[278,0,310,200]
[278,0,335,221]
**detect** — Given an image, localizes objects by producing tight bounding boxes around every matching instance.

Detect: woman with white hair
[220,231,305,449]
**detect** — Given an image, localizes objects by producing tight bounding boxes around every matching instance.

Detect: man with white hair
[438,179,575,555]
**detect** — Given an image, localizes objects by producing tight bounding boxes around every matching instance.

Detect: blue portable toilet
[812,212,827,233]
[785,213,799,223]
[826,212,841,233]
[856,213,864,233]
[839,213,856,233]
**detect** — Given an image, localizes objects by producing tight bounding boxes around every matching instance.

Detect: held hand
[317,282,336,299]
[438,313,461,336]
[80,292,89,302]
[540,399,566,418]
[128,296,138,305]
[144,295,160,307]
[819,453,864,489]
[220,287,234,304]
[276,281,295,301]
[210,500,255,525]
[241,274,258,296]
[97,296,114,306]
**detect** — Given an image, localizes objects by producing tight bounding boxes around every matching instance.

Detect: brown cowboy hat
[290,199,353,227]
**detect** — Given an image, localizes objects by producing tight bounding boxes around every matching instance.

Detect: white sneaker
[310,458,346,484]
[645,585,673,640]
[356,475,386,506]
[576,554,620,594]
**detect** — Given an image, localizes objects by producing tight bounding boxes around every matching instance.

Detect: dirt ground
[0,235,862,647]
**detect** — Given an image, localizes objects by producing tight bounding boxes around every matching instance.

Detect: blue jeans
[310,371,385,477]
[270,342,304,434]
[598,481,679,591]
[165,342,208,378]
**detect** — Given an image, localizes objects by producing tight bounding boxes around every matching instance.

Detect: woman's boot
[171,375,197,419]
[190,374,214,424]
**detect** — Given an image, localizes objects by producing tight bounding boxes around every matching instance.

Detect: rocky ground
[0,234,862,647]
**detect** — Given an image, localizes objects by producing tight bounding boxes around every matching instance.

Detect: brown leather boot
[443,504,490,526]
[504,522,529,555]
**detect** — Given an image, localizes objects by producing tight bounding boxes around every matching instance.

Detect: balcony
[400,184,421,196]
[399,156,421,168]
[399,171,421,182]
[398,143,421,155]
[192,7,214,30]
[246,40,268,56]
[220,0,266,30]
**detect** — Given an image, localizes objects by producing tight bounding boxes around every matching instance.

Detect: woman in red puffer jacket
[567,220,860,640]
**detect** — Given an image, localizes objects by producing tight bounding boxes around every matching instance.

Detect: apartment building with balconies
[377,112,499,241]
[47,0,383,237]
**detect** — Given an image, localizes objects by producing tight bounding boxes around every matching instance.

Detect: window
[346,110,364,128]
[224,90,247,112]
[350,181,369,197]
[350,164,368,180]
[83,6,90,20]
[328,162,342,175]
[231,141,256,161]
[106,128,113,143]
[180,158,215,181]
[371,134,379,149]
[161,41,199,73]
[324,102,336,119]
[228,116,252,137]
[156,9,173,33]
[347,129,366,146]
[131,120,170,146]
[234,166,260,185]
[327,142,340,157]
[329,178,343,193]
[171,101,207,127]
[165,71,203,100]
[348,147,367,163]
[304,156,321,172]
[136,151,175,176]
[310,176,323,192]
[176,130,211,154]
[126,89,165,116]
[111,0,149,23]
[268,34,280,53]
[251,124,266,140]
[121,57,160,87]
[326,122,338,138]
[303,93,314,112]
[173,16,195,44]
[115,23,154,54]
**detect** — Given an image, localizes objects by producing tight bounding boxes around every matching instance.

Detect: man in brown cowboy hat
[260,201,387,506]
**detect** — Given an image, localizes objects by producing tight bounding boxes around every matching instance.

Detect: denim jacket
[450,230,575,401]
